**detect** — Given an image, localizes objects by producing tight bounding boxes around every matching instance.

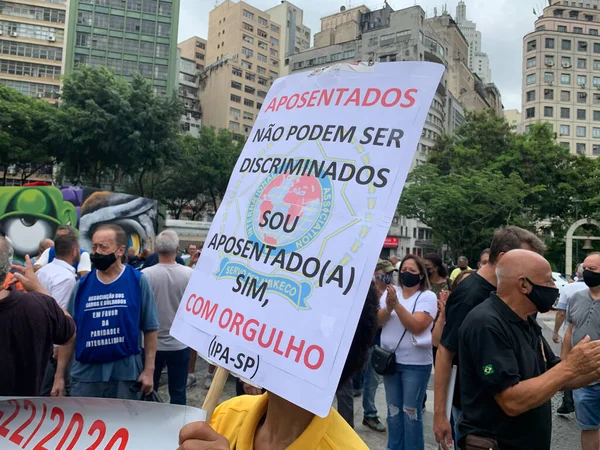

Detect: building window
[578,75,588,86]
[544,72,555,83]
[575,26,584,34]
[558,25,568,32]
[545,38,555,49]
[77,11,92,25]
[578,58,588,69]
[230,121,240,131]
[242,22,254,32]
[562,39,572,50]
[526,90,536,101]
[258,40,267,50]
[76,31,90,47]
[270,48,278,57]
[578,41,589,52]
[561,142,570,150]
[257,53,267,62]
[526,107,535,118]
[258,29,268,38]
[142,19,156,35]
[562,56,572,67]
[594,145,600,155]
[243,98,254,107]
[158,1,171,16]
[526,73,537,86]
[243,111,254,120]
[527,40,537,51]
[561,73,571,84]
[270,58,279,67]
[578,109,587,120]
[578,92,588,103]
[270,24,279,33]
[243,34,254,44]
[577,126,587,137]
[245,72,255,82]
[242,47,253,58]
[594,60,600,71]
[258,77,267,86]
[241,60,252,69]
[126,17,140,32]
[230,94,241,103]
[592,29,600,36]
[94,13,109,27]
[561,107,571,118]
[231,81,242,90]
[595,42,600,53]
[544,106,554,117]
[527,57,537,69]
[577,143,587,154]
[257,102,262,110]
[544,89,554,100]
[545,55,555,66]
[561,90,571,101]
[257,90,267,98]
[258,16,268,27]
[230,107,240,119]
[270,37,279,46]
[594,110,600,120]
[269,70,277,80]
[595,94,600,104]
[594,127,600,138]
[257,66,266,74]
[242,9,254,20]
[244,85,255,94]
[560,125,570,135]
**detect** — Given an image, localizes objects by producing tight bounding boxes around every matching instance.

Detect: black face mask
[91,252,117,271]
[400,271,421,288]
[583,270,600,288]
[525,277,559,313]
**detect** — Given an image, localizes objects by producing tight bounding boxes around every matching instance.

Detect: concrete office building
[0,0,67,100]
[455,0,491,83]
[199,0,280,139]
[179,35,206,72]
[177,49,201,136]
[505,108,522,133]
[265,1,310,76]
[522,0,600,156]
[64,0,180,96]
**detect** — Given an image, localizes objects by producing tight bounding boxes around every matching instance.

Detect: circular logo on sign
[246,173,332,253]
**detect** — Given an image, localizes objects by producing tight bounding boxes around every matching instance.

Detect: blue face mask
[375,273,393,285]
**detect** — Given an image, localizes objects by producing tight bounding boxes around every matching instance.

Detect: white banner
[171,62,445,416]
[0,397,205,449]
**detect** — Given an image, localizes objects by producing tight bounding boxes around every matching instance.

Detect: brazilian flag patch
[483,364,494,376]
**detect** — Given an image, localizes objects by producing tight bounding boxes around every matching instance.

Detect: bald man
[457,250,600,450]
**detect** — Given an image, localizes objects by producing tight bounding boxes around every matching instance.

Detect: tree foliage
[398,109,600,268]
[0,84,58,184]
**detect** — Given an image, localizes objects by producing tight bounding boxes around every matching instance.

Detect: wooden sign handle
[202,367,230,421]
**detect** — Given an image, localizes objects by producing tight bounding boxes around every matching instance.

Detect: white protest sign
[0,397,205,449]
[171,61,445,416]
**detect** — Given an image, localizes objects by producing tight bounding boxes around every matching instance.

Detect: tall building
[265,1,310,76]
[179,35,206,72]
[198,0,280,139]
[504,108,522,133]
[177,49,201,136]
[64,0,180,96]
[522,0,600,156]
[455,0,491,83]
[0,0,67,100]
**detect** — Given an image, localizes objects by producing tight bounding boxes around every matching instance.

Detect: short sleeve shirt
[0,289,75,396]
[567,290,600,347]
[68,270,159,382]
[440,272,495,408]
[380,288,437,365]
[458,294,552,450]
[556,281,588,312]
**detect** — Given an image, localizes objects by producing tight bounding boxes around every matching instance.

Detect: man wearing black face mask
[457,250,600,450]
[67,224,159,400]
[564,252,600,450]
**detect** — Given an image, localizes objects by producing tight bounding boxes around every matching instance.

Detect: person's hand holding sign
[178,422,229,450]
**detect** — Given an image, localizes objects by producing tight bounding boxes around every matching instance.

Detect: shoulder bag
[371,291,422,375]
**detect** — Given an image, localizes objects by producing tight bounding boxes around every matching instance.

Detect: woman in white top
[378,255,437,450]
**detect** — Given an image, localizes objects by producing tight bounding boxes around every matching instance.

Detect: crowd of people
[4,223,600,450]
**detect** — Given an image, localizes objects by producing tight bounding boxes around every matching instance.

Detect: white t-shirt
[35,247,92,273]
[556,281,588,312]
[380,287,437,366]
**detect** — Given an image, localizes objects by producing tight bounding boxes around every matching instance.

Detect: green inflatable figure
[0,187,78,262]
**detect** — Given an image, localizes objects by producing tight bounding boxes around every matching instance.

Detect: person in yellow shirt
[449,256,472,283]
[177,284,380,450]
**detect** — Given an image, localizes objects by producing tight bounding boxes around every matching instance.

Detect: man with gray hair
[142,230,193,405]
[0,237,75,396]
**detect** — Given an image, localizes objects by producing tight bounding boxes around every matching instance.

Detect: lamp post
[573,199,582,265]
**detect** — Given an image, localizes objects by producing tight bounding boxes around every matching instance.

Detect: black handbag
[371,292,422,376]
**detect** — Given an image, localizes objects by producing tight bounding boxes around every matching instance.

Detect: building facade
[0,0,67,100]
[177,49,201,136]
[504,108,522,133]
[522,0,600,156]
[265,1,310,76]
[199,0,280,139]
[455,0,491,83]
[178,35,206,72]
[64,0,180,96]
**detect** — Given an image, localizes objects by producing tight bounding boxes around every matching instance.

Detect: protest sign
[171,61,445,416]
[0,397,205,449]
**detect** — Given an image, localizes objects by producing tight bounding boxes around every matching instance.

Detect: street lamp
[573,199,582,265]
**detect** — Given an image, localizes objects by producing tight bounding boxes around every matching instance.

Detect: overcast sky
[179,0,540,110]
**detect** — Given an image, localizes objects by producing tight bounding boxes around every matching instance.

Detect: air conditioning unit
[48,35,56,42]
[10,31,18,37]
[548,81,554,85]
[579,83,586,88]
[546,62,554,67]
[184,102,190,108]
[562,63,571,68]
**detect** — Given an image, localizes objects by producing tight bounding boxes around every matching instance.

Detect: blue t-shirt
[68,267,159,382]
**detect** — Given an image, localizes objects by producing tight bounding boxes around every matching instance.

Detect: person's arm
[33,248,50,272]
[45,294,76,396]
[432,291,449,348]
[387,287,435,335]
[137,274,159,396]
[562,323,574,362]
[553,310,566,343]
[12,255,50,295]
[433,344,455,450]
[52,328,75,396]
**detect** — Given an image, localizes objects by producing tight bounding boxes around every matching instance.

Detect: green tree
[398,109,584,265]
[49,66,182,189]
[0,84,57,185]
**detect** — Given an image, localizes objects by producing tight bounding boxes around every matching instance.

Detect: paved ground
[159,311,582,449]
